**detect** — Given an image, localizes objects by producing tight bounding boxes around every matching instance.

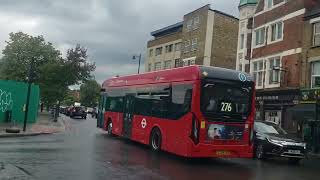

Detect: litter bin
[5,110,12,123]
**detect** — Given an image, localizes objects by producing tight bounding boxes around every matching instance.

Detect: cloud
[0,0,239,85]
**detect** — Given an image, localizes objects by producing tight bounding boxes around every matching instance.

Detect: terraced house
[145,5,239,72]
[236,0,320,137]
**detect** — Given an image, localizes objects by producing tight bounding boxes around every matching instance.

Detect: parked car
[59,106,67,114]
[66,106,73,116]
[253,121,307,163]
[70,106,87,119]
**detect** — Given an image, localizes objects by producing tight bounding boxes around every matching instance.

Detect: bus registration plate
[216,151,231,156]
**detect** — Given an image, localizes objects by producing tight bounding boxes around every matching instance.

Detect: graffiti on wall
[0,89,13,112]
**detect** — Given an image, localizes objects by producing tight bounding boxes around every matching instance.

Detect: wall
[146,32,182,72]
[237,4,257,72]
[0,80,40,124]
[211,12,239,69]
[181,5,210,65]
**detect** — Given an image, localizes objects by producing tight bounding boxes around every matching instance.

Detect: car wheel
[288,158,301,164]
[150,128,162,152]
[256,144,265,160]
[107,121,113,136]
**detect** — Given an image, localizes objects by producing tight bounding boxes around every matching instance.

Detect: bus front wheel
[150,128,162,152]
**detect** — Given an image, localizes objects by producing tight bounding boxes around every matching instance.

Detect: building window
[255,27,265,46]
[186,19,193,32]
[175,43,181,51]
[164,60,172,69]
[184,40,191,53]
[165,44,173,53]
[174,59,182,67]
[155,47,162,56]
[270,22,283,42]
[191,38,198,51]
[252,60,264,87]
[240,34,245,49]
[313,22,320,46]
[265,0,273,9]
[148,63,152,72]
[154,62,161,71]
[149,49,153,57]
[265,110,281,125]
[183,59,195,66]
[245,64,250,73]
[193,16,200,30]
[311,61,320,88]
[268,57,281,84]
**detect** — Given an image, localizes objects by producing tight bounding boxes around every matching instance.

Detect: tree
[63,44,96,86]
[80,79,101,107]
[62,91,77,106]
[0,32,61,82]
[0,32,96,106]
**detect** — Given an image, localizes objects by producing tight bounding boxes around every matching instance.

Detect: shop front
[287,89,320,153]
[255,89,300,131]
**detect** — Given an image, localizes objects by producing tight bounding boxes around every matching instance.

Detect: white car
[86,107,94,114]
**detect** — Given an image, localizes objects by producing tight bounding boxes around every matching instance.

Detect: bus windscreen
[201,80,253,120]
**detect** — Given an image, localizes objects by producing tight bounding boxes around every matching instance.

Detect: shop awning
[287,104,316,121]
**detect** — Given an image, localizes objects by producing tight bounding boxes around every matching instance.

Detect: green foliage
[0,32,96,106]
[0,32,61,82]
[64,44,96,85]
[62,92,77,106]
[80,79,101,107]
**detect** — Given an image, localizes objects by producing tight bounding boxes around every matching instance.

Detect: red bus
[98,65,255,158]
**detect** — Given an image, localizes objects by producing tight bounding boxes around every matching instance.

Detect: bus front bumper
[190,143,253,158]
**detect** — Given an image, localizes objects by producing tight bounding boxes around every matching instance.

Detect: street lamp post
[132,54,141,74]
[23,58,35,132]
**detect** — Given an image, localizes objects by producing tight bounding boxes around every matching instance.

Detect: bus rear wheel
[150,128,162,152]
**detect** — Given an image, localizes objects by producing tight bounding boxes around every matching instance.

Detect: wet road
[0,115,319,180]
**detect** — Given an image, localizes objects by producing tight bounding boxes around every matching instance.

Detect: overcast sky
[0,0,239,86]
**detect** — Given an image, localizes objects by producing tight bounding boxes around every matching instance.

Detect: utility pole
[23,58,35,132]
[132,54,141,74]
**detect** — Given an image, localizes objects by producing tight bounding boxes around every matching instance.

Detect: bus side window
[169,84,193,119]
[106,97,123,112]
[134,96,152,116]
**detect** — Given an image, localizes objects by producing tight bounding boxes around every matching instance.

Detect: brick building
[235,0,320,133]
[145,5,239,72]
[297,1,320,152]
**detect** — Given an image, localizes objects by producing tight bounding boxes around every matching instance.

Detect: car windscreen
[254,122,287,135]
[201,79,253,120]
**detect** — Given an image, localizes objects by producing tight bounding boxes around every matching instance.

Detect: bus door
[123,94,135,138]
[97,94,107,128]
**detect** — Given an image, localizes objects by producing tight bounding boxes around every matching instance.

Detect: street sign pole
[23,59,35,132]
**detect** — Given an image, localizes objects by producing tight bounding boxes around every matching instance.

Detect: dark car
[59,106,67,114]
[70,106,87,119]
[253,121,306,163]
[65,106,73,116]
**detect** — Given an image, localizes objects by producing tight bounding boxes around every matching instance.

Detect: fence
[0,80,40,124]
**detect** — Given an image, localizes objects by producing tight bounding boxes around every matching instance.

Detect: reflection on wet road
[0,115,319,180]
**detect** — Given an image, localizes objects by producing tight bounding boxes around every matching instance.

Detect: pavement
[0,115,320,180]
[0,111,65,138]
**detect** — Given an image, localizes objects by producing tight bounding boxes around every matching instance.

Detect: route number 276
[221,102,232,112]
